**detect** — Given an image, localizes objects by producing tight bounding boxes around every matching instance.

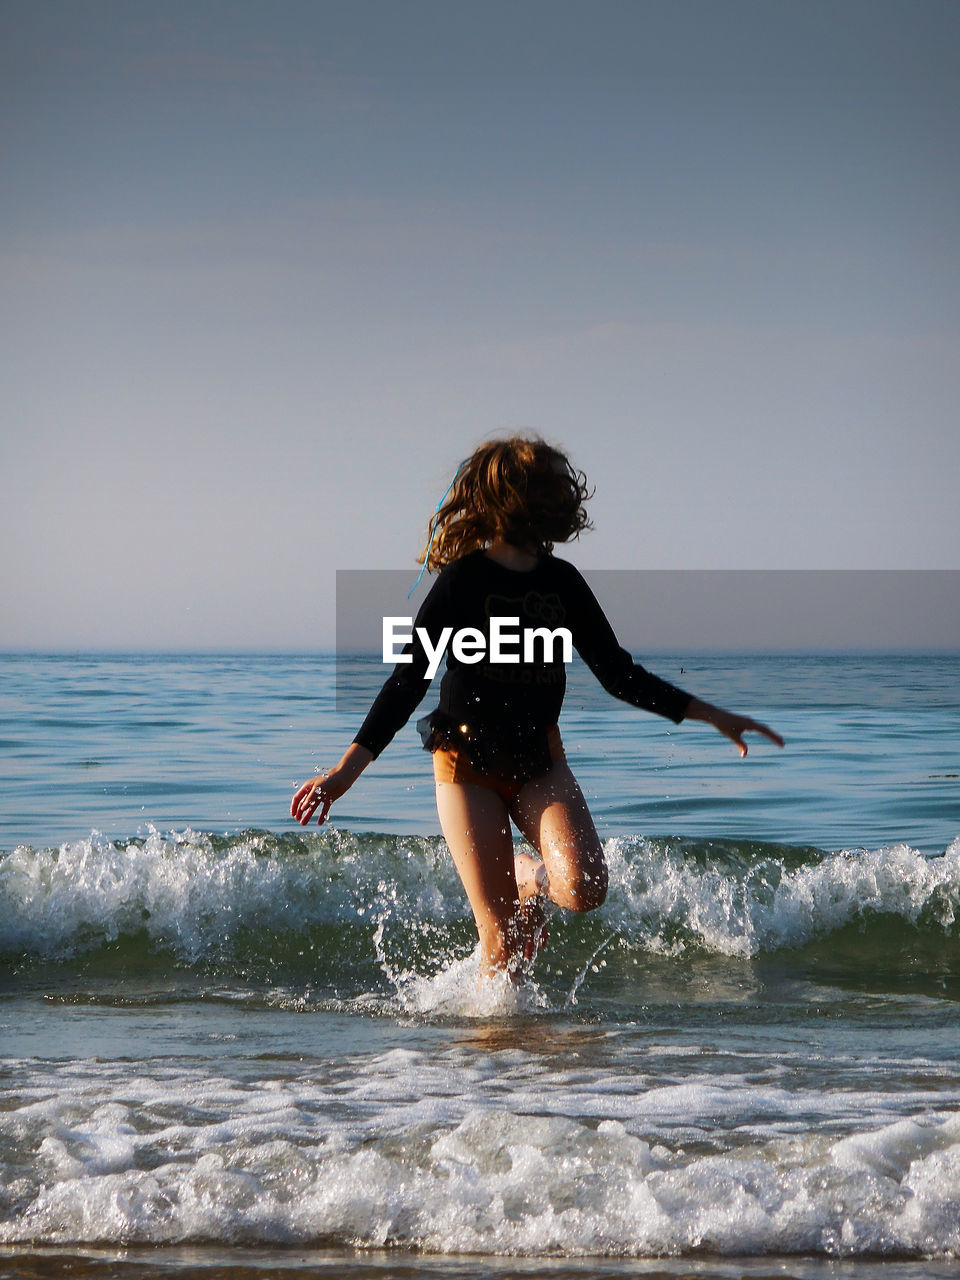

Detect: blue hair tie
[408,459,468,598]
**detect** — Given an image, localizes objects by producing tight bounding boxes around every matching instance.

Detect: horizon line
[3,646,959,659]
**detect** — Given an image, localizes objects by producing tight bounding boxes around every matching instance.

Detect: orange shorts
[432,725,566,805]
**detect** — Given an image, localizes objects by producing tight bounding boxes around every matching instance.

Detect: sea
[1,651,959,1280]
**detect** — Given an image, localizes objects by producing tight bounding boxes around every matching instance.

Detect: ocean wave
[2,828,959,991]
[2,1070,959,1257]
[605,833,960,958]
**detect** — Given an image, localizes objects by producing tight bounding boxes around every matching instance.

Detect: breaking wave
[3,828,959,1003]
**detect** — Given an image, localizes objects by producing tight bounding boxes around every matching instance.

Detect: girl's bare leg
[510,760,607,913]
[434,780,526,977]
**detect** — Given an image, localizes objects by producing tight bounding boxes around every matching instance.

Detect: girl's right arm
[291,742,374,827]
[291,566,456,828]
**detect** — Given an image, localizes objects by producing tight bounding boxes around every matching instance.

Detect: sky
[2,0,958,650]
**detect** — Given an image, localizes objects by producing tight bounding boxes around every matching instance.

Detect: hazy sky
[2,1,958,649]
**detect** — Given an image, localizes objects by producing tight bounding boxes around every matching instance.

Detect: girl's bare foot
[518,894,550,964]
[514,852,550,965]
[514,851,548,901]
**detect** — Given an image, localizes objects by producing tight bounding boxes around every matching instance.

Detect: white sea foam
[3,1060,960,1257]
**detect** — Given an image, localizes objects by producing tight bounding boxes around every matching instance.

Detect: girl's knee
[555,858,608,912]
[575,861,608,911]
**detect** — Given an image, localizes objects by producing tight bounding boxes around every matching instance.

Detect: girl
[292,437,783,977]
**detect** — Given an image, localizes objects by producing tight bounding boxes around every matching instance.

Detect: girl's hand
[291,768,353,826]
[290,743,373,826]
[685,697,785,758]
[291,773,337,826]
[710,708,784,758]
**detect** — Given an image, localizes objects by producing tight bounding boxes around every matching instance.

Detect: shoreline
[2,1246,958,1280]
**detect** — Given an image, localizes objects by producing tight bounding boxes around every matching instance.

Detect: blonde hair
[418,436,593,572]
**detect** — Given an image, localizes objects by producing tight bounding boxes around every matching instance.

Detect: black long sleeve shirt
[354,552,690,760]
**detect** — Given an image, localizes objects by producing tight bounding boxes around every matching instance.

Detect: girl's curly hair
[418,436,593,572]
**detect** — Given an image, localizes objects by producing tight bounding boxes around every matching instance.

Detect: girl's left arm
[683,697,784,757]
